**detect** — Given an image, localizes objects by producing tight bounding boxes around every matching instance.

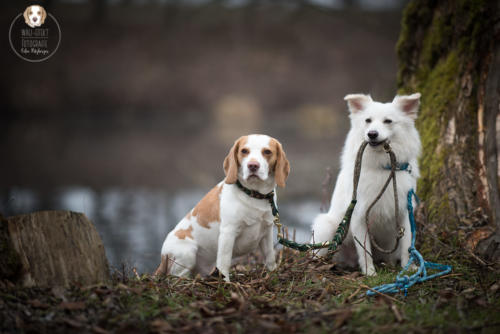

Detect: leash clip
[273,214,283,238]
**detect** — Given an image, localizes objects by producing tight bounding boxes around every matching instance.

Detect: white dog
[312,93,421,276]
[155,134,290,282]
[24,5,47,28]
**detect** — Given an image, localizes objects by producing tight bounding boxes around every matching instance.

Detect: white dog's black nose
[33,17,38,22]
[247,161,260,173]
[368,131,379,140]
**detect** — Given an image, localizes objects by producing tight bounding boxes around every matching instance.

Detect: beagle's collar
[235,180,274,200]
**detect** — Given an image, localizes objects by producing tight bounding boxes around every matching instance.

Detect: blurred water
[1,187,318,273]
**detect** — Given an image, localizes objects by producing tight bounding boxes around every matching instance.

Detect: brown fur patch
[154,254,174,276]
[174,225,194,240]
[224,136,248,184]
[268,138,290,188]
[192,185,222,228]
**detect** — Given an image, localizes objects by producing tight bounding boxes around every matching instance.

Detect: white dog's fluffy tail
[311,213,341,256]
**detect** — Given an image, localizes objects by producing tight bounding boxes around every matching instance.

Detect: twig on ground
[360,284,405,305]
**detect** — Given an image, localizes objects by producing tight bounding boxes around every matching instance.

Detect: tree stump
[0,211,110,287]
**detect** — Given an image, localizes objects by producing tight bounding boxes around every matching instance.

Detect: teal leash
[367,189,452,296]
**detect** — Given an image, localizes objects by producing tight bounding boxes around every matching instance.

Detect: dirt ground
[1,247,498,333]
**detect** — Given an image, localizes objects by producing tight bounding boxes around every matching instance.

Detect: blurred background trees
[0,0,407,195]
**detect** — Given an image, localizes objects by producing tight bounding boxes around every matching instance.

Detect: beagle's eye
[241,148,249,154]
[365,118,372,123]
[263,149,272,155]
[384,119,393,124]
[38,11,41,15]
[29,11,32,15]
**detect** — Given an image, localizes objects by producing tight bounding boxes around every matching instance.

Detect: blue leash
[366,189,452,296]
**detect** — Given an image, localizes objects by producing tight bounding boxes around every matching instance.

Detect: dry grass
[0,246,498,333]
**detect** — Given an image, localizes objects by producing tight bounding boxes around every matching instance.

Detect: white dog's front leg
[399,213,416,270]
[351,214,376,276]
[259,225,277,271]
[216,230,237,282]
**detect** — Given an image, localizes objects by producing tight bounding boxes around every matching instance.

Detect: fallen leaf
[150,319,173,333]
[258,319,281,330]
[62,317,83,328]
[28,299,50,309]
[334,309,352,329]
[199,305,216,317]
[59,301,86,311]
[322,308,350,317]
[229,292,245,311]
[92,326,110,334]
[466,227,494,251]
[438,288,455,300]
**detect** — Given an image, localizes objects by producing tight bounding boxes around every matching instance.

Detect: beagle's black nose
[247,161,260,173]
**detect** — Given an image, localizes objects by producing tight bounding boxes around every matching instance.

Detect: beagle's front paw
[210,267,230,282]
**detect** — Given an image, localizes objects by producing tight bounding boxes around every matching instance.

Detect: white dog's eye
[384,119,393,124]
[365,118,372,123]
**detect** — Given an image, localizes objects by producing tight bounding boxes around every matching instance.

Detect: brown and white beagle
[155,134,290,282]
[24,5,47,28]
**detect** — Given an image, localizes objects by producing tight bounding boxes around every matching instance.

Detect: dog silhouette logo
[23,5,47,28]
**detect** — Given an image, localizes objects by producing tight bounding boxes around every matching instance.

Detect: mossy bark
[397,0,500,260]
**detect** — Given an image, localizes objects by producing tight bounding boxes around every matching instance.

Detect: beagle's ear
[40,7,47,24]
[344,94,372,114]
[223,137,244,184]
[393,93,421,119]
[274,141,290,188]
[23,6,30,25]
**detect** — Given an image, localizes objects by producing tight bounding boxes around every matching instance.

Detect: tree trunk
[397,0,500,263]
[0,211,110,287]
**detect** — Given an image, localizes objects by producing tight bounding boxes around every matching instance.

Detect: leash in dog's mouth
[368,139,387,147]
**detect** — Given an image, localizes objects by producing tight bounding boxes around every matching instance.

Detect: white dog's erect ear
[393,93,421,119]
[344,94,373,113]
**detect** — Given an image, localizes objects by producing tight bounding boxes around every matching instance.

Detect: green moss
[416,51,459,208]
[396,0,436,89]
